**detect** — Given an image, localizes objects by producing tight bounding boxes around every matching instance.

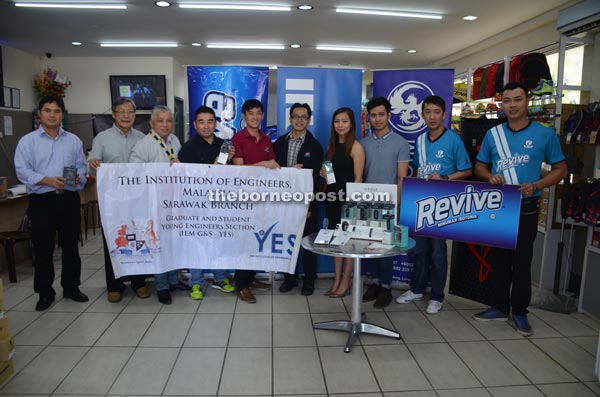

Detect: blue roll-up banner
[372,68,454,284]
[400,179,522,250]
[276,67,362,151]
[277,67,362,274]
[187,66,269,139]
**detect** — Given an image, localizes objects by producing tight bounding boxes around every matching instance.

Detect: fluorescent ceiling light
[71,41,83,46]
[463,15,478,21]
[191,42,202,47]
[407,49,417,53]
[317,45,392,54]
[336,7,442,20]
[100,43,178,47]
[206,44,285,49]
[297,4,313,11]
[179,3,290,11]
[155,1,171,7]
[15,2,127,9]
[290,44,301,48]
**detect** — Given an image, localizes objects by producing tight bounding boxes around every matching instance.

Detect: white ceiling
[0,0,575,70]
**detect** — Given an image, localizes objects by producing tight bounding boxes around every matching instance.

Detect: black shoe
[374,288,392,308]
[279,279,298,293]
[362,284,382,302]
[35,294,55,311]
[169,280,191,291]
[63,288,89,302]
[301,280,315,296]
[157,289,172,304]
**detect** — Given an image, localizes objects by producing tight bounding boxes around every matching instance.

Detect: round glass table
[302,233,416,353]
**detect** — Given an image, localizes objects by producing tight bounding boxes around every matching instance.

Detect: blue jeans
[410,236,447,302]
[365,257,393,288]
[189,269,229,287]
[155,270,179,292]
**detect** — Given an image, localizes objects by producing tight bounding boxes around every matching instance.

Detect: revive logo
[496,153,530,171]
[415,185,503,230]
[254,222,296,256]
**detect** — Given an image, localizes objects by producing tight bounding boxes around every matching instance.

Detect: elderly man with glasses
[88,97,150,303]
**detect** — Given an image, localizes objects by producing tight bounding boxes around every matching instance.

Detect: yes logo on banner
[373,69,454,152]
[254,222,296,256]
[187,66,269,139]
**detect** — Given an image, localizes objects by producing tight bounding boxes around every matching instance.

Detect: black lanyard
[150,130,175,160]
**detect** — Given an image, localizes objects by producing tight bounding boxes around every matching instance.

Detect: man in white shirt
[130,106,184,304]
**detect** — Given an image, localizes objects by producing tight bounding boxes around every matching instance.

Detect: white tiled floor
[1,231,599,396]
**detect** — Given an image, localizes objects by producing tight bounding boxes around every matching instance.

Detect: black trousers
[102,227,146,293]
[28,190,82,297]
[283,208,318,283]
[490,199,539,316]
[235,269,255,291]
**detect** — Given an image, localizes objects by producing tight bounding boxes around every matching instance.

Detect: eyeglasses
[114,110,135,115]
[291,115,310,121]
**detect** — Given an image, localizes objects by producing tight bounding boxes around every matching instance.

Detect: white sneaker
[426,300,443,314]
[396,290,423,304]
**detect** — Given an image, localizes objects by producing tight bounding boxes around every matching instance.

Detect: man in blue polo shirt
[396,95,472,314]
[15,96,89,311]
[361,97,410,308]
[473,82,566,336]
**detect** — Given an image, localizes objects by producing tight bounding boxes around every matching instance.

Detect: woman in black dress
[322,107,365,297]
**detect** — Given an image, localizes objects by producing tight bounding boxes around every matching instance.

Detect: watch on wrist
[532,182,538,192]
[441,175,449,180]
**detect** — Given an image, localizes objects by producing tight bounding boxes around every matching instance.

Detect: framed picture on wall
[10,88,20,109]
[3,86,11,108]
[0,46,4,107]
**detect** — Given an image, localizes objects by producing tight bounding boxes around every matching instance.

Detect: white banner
[97,163,312,277]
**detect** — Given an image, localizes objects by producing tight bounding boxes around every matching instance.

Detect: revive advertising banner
[187,66,269,139]
[276,67,363,154]
[372,68,454,148]
[400,178,522,250]
[97,163,311,277]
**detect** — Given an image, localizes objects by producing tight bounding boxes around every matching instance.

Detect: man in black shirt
[178,106,236,300]
[273,103,324,295]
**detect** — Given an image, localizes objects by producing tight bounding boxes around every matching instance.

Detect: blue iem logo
[254,222,296,255]
[415,185,503,230]
[388,80,434,136]
[203,90,237,139]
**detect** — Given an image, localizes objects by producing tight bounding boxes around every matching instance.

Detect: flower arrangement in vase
[33,67,71,98]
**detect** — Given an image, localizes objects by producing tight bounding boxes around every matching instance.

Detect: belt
[38,189,76,196]
[521,197,539,206]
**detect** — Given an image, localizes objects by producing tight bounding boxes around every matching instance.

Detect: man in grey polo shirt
[361,97,410,308]
[88,97,150,303]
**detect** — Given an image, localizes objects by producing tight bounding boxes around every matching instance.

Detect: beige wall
[47,56,176,114]
[1,45,38,112]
